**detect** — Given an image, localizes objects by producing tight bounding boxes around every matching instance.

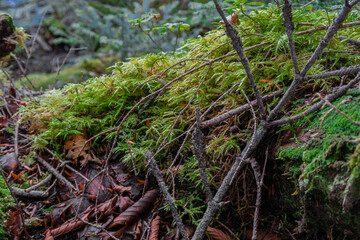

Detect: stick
[295,21,360,36]
[145,151,189,240]
[192,108,213,201]
[201,90,283,128]
[283,0,300,74]
[269,71,360,126]
[11,187,48,198]
[213,0,266,120]
[33,153,75,191]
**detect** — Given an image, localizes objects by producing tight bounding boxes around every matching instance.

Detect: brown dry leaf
[113,184,132,194]
[49,214,90,237]
[108,189,159,229]
[88,196,119,221]
[133,219,142,240]
[0,117,8,128]
[79,151,101,166]
[44,230,55,240]
[64,133,89,160]
[118,196,135,211]
[244,229,285,240]
[149,215,161,240]
[207,227,232,240]
[6,209,22,236]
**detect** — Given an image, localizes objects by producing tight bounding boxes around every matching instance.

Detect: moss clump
[0,176,15,238]
[278,90,360,234]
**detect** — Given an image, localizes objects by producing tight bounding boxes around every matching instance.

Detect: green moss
[277,90,360,234]
[0,176,15,238]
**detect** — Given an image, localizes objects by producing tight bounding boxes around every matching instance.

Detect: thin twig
[295,21,360,36]
[269,71,360,126]
[157,64,212,152]
[45,147,90,182]
[317,93,360,126]
[201,90,283,128]
[53,47,86,88]
[33,153,75,191]
[25,174,52,192]
[192,108,213,201]
[145,151,189,240]
[212,0,266,120]
[80,219,120,240]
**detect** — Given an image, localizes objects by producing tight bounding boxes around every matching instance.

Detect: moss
[0,176,15,238]
[277,90,360,234]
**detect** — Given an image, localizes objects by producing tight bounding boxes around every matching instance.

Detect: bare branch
[212,0,266,120]
[305,64,360,80]
[317,93,360,126]
[33,153,75,191]
[192,108,213,201]
[300,6,354,76]
[269,71,360,126]
[282,0,300,74]
[201,90,283,128]
[145,151,189,240]
[295,21,360,36]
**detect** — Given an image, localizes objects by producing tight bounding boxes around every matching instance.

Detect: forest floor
[1,4,360,240]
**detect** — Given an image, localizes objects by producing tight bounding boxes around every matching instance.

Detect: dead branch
[192,108,213,201]
[33,153,75,191]
[304,64,360,80]
[249,159,261,240]
[11,186,48,198]
[268,2,355,122]
[192,2,360,239]
[317,93,360,126]
[295,20,360,36]
[283,0,300,74]
[269,71,360,126]
[25,174,52,192]
[201,90,283,128]
[145,150,189,240]
[213,0,266,119]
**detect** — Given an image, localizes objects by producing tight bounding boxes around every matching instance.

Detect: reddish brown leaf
[0,117,8,128]
[118,196,135,211]
[133,219,142,240]
[207,227,232,240]
[6,209,22,236]
[244,229,286,240]
[88,196,119,221]
[108,189,159,229]
[149,215,161,240]
[49,214,89,237]
[113,184,132,194]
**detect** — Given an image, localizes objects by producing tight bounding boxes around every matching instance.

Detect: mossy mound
[19,4,360,230]
[278,90,360,236]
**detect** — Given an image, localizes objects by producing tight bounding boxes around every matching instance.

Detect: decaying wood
[33,153,75,191]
